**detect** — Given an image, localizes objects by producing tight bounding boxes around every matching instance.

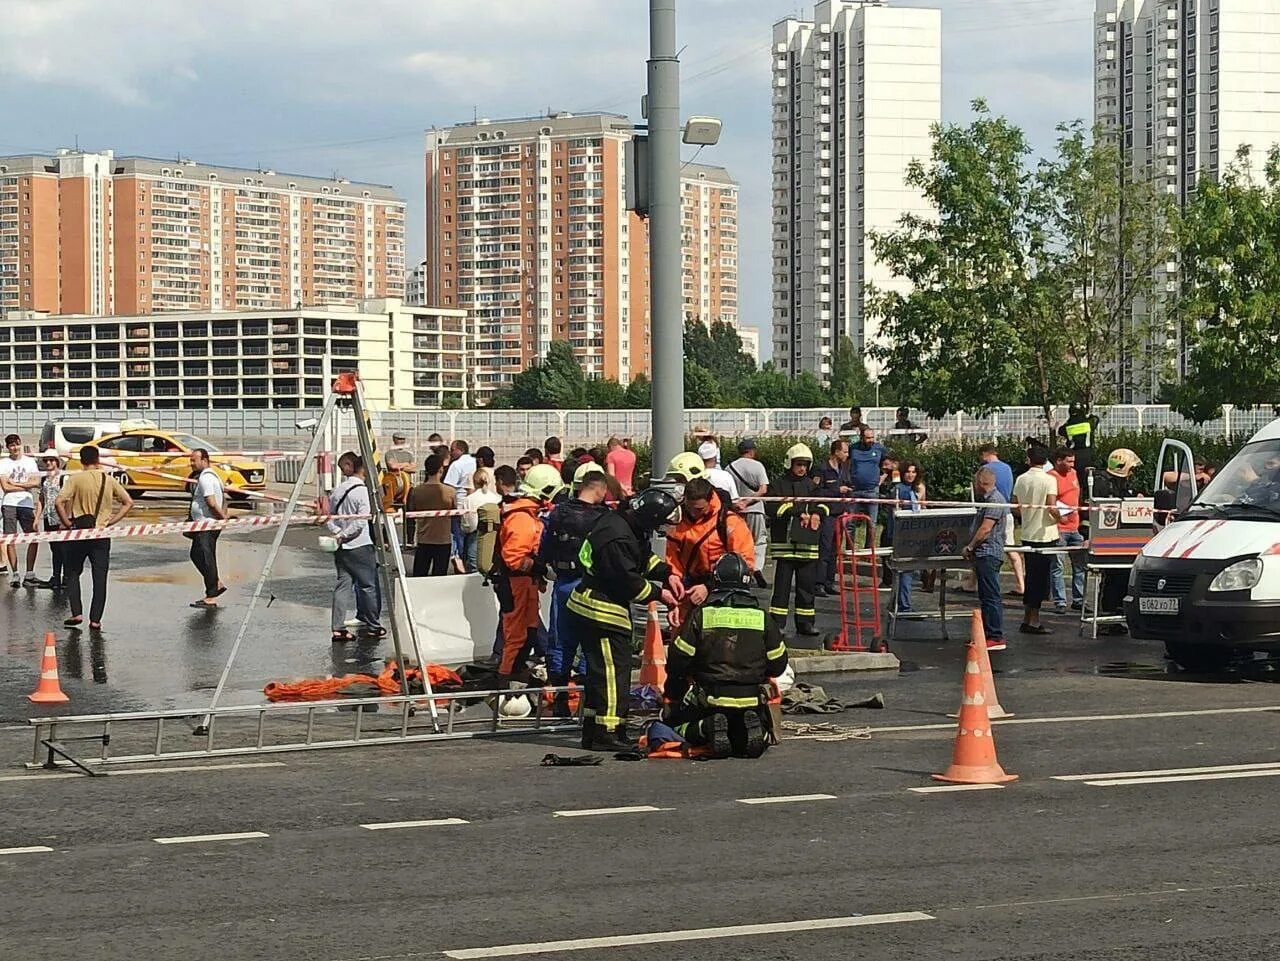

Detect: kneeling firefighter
[664,552,789,758]
[538,462,612,716]
[493,464,562,685]
[568,488,682,751]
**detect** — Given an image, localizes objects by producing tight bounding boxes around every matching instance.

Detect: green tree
[1172,145,1280,421]
[584,376,627,409]
[826,336,876,406]
[683,360,720,408]
[624,373,652,409]
[542,340,587,408]
[866,101,1039,420]
[684,317,755,385]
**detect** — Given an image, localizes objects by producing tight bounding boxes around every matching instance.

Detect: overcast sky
[2,0,1093,356]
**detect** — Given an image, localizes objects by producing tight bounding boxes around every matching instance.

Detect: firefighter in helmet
[764,443,828,637]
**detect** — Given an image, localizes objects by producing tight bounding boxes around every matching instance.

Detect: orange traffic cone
[637,602,667,691]
[950,611,1011,720]
[28,632,69,704]
[933,632,1017,785]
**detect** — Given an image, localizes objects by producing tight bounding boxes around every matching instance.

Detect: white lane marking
[909,783,1005,794]
[442,912,935,959]
[152,831,269,845]
[0,845,54,856]
[359,818,469,831]
[874,704,1280,734]
[1087,769,1280,787]
[737,793,837,805]
[1054,761,1280,782]
[0,761,286,784]
[552,805,671,818]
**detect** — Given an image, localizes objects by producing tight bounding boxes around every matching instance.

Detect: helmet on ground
[628,488,679,531]
[666,451,707,482]
[573,461,606,490]
[786,443,814,464]
[711,552,752,593]
[522,463,564,501]
[1106,448,1142,476]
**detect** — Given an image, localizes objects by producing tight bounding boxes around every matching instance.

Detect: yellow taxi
[65,428,267,501]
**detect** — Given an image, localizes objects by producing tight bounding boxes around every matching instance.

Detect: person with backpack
[664,553,790,759]
[664,476,754,629]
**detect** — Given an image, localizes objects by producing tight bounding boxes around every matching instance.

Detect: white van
[38,418,156,458]
[1126,418,1280,672]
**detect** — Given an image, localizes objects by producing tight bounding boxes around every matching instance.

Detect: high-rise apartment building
[0,149,406,317]
[1095,0,1280,397]
[405,260,427,305]
[423,112,738,405]
[771,0,941,380]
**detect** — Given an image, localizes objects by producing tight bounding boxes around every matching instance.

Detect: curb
[788,651,901,674]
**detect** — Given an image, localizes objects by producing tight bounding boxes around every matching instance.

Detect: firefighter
[538,462,612,716]
[664,475,755,629]
[1092,448,1144,629]
[567,488,682,751]
[764,444,827,637]
[663,552,789,759]
[494,463,562,685]
[1059,402,1100,495]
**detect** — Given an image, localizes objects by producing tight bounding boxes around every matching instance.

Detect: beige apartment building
[0,149,406,318]
[423,112,738,405]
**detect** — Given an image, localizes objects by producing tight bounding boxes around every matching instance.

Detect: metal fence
[6,404,1274,460]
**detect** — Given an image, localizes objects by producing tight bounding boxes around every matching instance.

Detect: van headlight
[1208,558,1263,592]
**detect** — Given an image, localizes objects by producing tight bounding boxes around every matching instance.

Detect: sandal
[331,630,356,643]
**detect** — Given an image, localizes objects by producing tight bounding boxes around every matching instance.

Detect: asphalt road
[3,498,1279,958]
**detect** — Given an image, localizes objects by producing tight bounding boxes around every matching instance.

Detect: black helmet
[628,488,678,531]
[711,552,752,592]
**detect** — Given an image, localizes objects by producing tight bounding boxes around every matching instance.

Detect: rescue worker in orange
[494,464,562,685]
[665,475,755,629]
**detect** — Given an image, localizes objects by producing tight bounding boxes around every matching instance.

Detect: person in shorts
[0,434,42,587]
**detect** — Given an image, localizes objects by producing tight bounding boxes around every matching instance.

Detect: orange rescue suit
[498,497,545,676]
[666,497,755,622]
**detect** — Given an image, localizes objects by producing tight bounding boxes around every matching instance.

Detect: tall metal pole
[648,0,683,474]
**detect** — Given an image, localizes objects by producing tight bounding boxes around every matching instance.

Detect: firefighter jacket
[497,497,545,578]
[539,497,609,578]
[665,490,755,586]
[568,510,671,632]
[666,590,789,708]
[764,472,829,561]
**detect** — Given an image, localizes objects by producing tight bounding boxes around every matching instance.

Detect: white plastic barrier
[392,572,553,668]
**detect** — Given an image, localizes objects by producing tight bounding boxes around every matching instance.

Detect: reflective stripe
[578,539,594,573]
[707,695,762,708]
[673,636,697,656]
[601,636,619,727]
[632,580,654,603]
[702,606,766,631]
[777,503,793,517]
[795,608,816,617]
[766,643,787,660]
[646,554,663,572]
[1064,422,1091,438]
[815,504,830,516]
[768,606,790,616]
[567,590,632,630]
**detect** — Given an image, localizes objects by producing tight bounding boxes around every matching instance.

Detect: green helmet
[522,463,564,501]
[573,461,606,490]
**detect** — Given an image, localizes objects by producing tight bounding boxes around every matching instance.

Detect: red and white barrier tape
[748,493,1134,516]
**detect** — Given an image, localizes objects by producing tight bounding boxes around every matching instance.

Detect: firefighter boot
[702,712,732,759]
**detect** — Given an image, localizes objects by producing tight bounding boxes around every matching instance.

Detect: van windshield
[1190,439,1280,518]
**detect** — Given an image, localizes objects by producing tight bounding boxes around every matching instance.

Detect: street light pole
[647,0,683,476]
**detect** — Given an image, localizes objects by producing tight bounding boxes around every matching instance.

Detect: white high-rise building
[1095,0,1280,397]
[771,0,941,380]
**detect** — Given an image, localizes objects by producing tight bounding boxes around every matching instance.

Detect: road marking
[0,761,286,785]
[0,845,53,856]
[1054,761,1280,782]
[909,783,1005,794]
[1086,769,1280,787]
[359,818,469,831]
[551,805,671,818]
[874,704,1280,734]
[442,911,935,958]
[152,831,269,845]
[737,793,837,805]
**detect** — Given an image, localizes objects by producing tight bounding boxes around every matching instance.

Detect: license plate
[1139,596,1180,615]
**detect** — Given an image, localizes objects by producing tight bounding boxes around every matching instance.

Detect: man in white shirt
[1011,446,1062,636]
[726,439,770,587]
[698,441,739,502]
[187,448,228,608]
[443,439,478,572]
[326,452,383,641]
[0,433,42,586]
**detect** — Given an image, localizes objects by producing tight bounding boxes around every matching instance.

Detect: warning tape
[750,493,1130,516]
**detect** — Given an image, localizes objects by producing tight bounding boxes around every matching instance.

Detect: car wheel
[1164,642,1235,674]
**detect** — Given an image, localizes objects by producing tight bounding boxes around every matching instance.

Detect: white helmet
[786,443,814,464]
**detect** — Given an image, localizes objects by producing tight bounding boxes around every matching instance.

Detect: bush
[631,430,1248,500]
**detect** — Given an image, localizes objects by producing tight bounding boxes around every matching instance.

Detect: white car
[38,418,156,458]
[1126,418,1280,672]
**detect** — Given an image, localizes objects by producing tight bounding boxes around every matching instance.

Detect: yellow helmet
[522,464,564,501]
[666,451,707,482]
[786,443,814,464]
[1106,448,1143,476]
[572,461,606,489]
